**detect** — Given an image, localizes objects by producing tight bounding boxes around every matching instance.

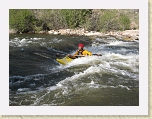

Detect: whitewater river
[9,34,139,106]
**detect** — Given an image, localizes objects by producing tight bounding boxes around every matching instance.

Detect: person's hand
[98,54,102,56]
[67,54,71,57]
[56,53,60,55]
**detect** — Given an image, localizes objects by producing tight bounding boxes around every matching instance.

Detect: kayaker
[67,43,92,59]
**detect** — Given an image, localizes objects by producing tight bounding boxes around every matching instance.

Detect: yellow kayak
[56,56,73,65]
[56,54,102,65]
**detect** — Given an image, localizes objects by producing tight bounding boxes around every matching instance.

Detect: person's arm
[72,51,79,58]
[67,51,78,59]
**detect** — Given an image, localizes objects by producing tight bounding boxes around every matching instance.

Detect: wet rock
[9,29,17,34]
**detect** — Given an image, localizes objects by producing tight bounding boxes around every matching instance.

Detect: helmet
[78,43,84,48]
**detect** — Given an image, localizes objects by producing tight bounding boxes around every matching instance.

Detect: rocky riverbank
[48,29,139,41]
[9,28,139,41]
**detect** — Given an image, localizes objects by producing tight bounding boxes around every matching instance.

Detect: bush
[119,14,131,30]
[84,10,122,32]
[99,10,116,32]
[9,9,36,33]
[60,9,92,29]
[84,10,100,31]
[9,9,137,33]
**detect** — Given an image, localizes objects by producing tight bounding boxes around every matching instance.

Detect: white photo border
[0,0,148,115]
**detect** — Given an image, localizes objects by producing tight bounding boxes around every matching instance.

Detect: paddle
[47,47,69,55]
[92,54,102,56]
[73,54,102,57]
[48,47,102,57]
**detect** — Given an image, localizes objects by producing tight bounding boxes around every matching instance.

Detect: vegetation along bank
[9,9,139,41]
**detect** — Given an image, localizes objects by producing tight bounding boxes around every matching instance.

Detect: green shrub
[9,9,36,33]
[98,10,119,32]
[9,9,138,33]
[60,9,92,29]
[119,14,131,30]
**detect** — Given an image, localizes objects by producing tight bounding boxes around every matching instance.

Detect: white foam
[17,88,31,92]
[47,86,59,91]
[9,74,48,85]
[58,66,102,85]
[30,38,44,40]
[9,38,28,47]
[49,38,63,43]
[65,56,101,67]
[56,83,63,87]
[108,40,126,46]
[9,37,46,47]
[32,90,51,106]
[90,80,95,85]
[20,48,24,50]
[57,50,139,85]
[118,85,131,90]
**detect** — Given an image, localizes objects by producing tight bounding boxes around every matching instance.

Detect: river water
[9,34,139,106]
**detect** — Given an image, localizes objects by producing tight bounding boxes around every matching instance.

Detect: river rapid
[9,34,139,106]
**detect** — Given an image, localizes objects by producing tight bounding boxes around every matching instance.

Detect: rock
[122,37,133,41]
[27,31,35,34]
[47,29,139,40]
[53,31,60,35]
[122,30,139,36]
[131,36,139,40]
[9,29,17,34]
[48,30,54,34]
[58,29,67,35]
[39,31,46,34]
[84,32,102,36]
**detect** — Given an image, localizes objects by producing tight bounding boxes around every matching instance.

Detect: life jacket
[76,49,92,56]
[69,49,92,59]
[77,50,84,55]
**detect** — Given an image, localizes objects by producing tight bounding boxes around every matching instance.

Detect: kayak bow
[56,57,73,65]
[56,53,102,65]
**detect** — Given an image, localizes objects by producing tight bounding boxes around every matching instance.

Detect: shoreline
[9,29,139,41]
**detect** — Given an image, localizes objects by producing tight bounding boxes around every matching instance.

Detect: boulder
[48,30,54,34]
[84,32,102,36]
[54,31,60,35]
